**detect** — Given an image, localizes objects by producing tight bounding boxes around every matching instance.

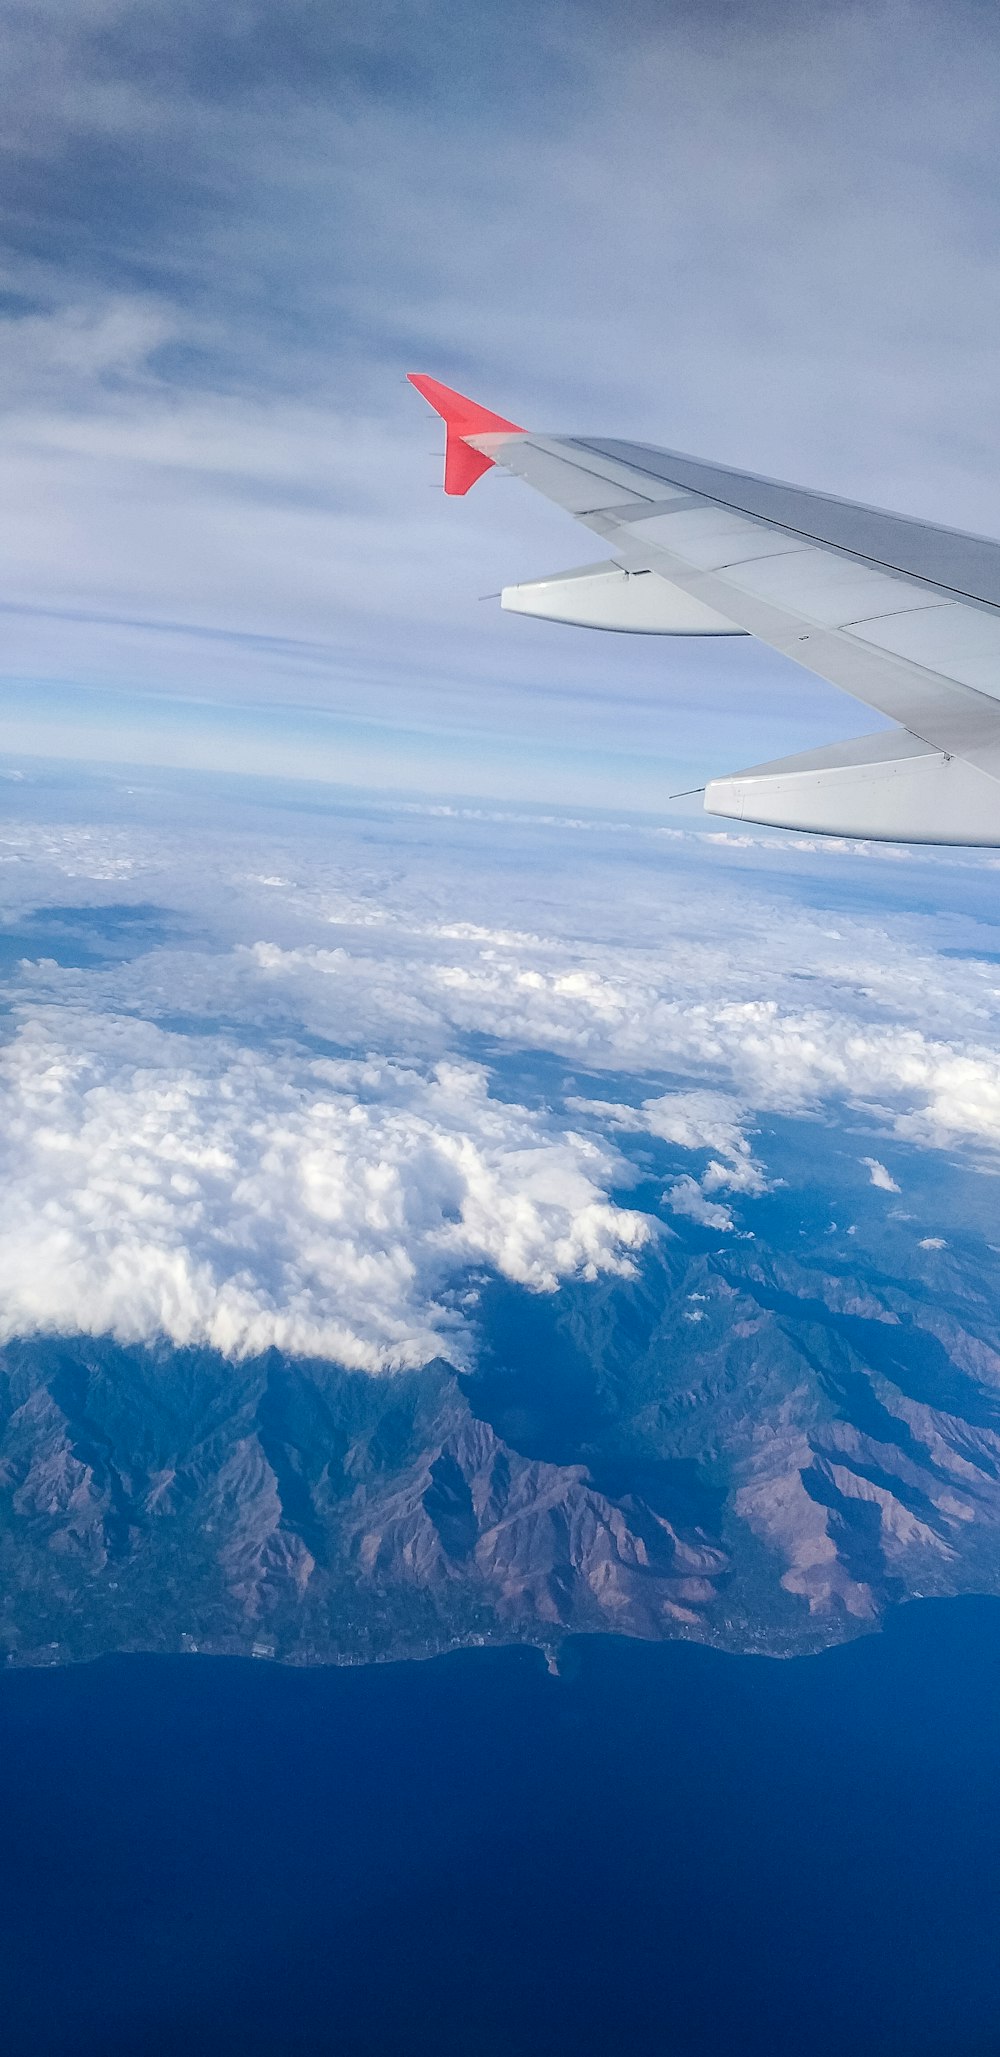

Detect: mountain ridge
[2,1226,999,1666]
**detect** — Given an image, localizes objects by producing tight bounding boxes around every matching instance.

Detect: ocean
[2,1597,999,2055]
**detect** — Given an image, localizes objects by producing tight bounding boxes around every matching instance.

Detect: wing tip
[406,373,524,495]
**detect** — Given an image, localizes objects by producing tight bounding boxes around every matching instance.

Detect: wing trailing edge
[501,561,745,634]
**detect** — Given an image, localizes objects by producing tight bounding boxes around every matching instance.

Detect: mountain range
[3,1217,999,1668]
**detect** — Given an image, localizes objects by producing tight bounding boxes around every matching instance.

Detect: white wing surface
[408,374,1000,844]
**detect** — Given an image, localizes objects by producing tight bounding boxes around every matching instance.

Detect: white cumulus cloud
[664,1176,735,1233]
[0,1015,649,1371]
[4,798,1000,1349]
[570,1088,768,1224]
[862,1157,901,1192]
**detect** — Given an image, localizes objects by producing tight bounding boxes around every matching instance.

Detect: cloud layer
[0,1013,646,1368]
[0,776,995,1364]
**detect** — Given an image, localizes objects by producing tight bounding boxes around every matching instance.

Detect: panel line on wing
[563,437,1000,619]
[839,602,954,629]
[586,517,1000,771]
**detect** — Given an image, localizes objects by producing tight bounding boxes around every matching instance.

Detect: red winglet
[407,374,524,495]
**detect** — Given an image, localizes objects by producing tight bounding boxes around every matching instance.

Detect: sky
[4,0,1000,804]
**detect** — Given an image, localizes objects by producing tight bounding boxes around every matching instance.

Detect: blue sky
[3,0,1000,802]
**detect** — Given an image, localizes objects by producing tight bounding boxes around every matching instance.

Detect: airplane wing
[407,372,1000,845]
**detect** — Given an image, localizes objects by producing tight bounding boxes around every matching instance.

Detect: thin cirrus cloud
[2,0,1000,794]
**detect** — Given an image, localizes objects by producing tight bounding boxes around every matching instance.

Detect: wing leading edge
[408,375,1000,844]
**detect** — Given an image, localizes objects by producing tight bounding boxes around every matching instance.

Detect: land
[2,1226,1000,1668]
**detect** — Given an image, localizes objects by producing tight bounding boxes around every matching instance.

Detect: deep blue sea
[3,1600,1000,2056]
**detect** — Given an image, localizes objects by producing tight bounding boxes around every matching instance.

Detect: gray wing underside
[472,427,1000,843]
